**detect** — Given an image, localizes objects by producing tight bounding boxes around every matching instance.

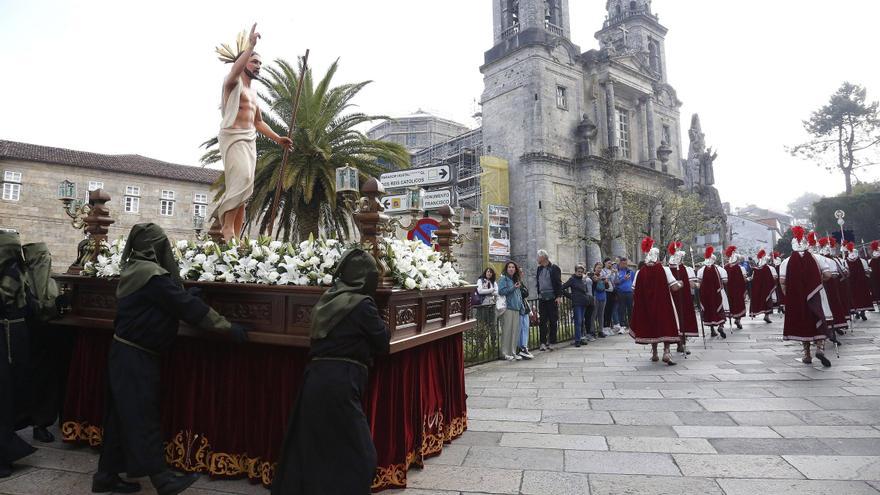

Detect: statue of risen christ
[212,23,293,242]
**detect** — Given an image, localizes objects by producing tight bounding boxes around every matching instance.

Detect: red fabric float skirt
[61,330,467,491]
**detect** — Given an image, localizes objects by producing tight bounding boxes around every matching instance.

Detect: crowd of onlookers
[474,250,651,360]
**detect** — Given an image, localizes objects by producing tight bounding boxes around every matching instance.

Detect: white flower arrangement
[81,235,464,290]
[386,238,464,290]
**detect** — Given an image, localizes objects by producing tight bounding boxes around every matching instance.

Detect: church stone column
[611,189,626,257]
[585,188,602,266]
[605,79,618,155]
[645,95,657,165]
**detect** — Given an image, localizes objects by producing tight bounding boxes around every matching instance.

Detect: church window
[648,38,662,74]
[630,1,637,11]
[406,134,417,147]
[616,3,622,15]
[617,108,631,159]
[556,86,568,110]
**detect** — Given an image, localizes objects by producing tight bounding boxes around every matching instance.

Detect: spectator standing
[562,264,594,347]
[536,250,562,351]
[592,262,608,338]
[516,266,534,360]
[498,261,525,361]
[616,258,636,334]
[601,258,618,334]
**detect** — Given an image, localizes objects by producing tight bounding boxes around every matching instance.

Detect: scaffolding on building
[411,128,484,211]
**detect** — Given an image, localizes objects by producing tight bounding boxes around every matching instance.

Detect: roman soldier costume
[629,237,682,365]
[667,242,698,354]
[723,246,747,329]
[697,246,729,339]
[748,249,777,323]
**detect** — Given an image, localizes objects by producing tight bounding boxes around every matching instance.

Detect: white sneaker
[519,348,534,360]
[539,344,548,351]
[514,354,523,361]
[614,324,622,330]
[504,355,516,361]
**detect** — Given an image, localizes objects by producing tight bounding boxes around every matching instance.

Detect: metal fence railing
[466,297,604,367]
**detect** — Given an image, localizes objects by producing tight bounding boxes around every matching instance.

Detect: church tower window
[648,38,662,74]
[556,86,568,110]
[617,108,631,159]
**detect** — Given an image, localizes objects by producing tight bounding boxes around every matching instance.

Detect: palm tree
[201,56,410,241]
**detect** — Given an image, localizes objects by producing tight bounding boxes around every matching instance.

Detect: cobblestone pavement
[2,314,880,494]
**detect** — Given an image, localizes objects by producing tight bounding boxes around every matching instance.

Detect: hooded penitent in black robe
[97,224,235,478]
[22,242,72,432]
[272,249,390,495]
[0,232,37,473]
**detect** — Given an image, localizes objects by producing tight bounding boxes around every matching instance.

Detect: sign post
[380,165,452,189]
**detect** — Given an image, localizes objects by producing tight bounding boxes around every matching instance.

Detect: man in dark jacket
[536,250,562,351]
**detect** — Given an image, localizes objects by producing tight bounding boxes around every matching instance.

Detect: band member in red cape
[723,246,747,329]
[748,249,777,324]
[780,226,834,367]
[697,246,729,338]
[667,242,698,355]
[772,251,785,314]
[844,241,874,321]
[629,237,683,365]
[870,240,880,309]
[817,237,850,335]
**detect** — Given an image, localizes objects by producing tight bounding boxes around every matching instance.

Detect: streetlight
[57,179,91,230]
[387,186,425,235]
[192,214,205,240]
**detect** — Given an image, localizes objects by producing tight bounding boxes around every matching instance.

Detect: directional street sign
[380,165,451,189]
[380,194,408,214]
[422,189,453,210]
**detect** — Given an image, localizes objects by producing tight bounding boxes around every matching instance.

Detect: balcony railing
[545,22,564,37]
[501,24,520,40]
[603,6,658,29]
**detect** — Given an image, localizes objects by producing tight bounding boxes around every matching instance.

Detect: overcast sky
[2,0,878,215]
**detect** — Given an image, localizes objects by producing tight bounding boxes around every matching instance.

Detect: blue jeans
[617,291,634,328]
[519,313,529,349]
[572,305,586,343]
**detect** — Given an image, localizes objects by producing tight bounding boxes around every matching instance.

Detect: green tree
[790,82,880,195]
[774,228,793,257]
[202,57,410,241]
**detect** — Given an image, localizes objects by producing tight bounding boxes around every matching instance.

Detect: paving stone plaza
[0,315,878,494]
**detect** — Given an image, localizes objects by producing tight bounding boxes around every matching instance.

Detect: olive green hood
[117,223,182,299]
[310,248,379,340]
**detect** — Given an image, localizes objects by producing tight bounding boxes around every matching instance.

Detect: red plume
[846,241,855,252]
[829,238,838,248]
[818,237,829,248]
[791,226,805,242]
[724,245,737,258]
[704,246,715,259]
[667,242,677,256]
[773,251,781,258]
[871,240,879,252]
[807,231,818,246]
[641,236,655,254]
[757,249,766,260]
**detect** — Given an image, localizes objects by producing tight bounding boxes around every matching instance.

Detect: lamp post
[193,214,205,240]
[452,207,484,245]
[386,186,426,236]
[57,180,91,229]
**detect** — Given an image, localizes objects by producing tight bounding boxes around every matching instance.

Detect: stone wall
[0,158,217,270]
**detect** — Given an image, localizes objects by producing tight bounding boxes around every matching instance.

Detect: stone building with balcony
[480,0,695,278]
[0,139,220,269]
[366,110,471,155]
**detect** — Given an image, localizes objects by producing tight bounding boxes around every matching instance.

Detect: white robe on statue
[212,78,257,223]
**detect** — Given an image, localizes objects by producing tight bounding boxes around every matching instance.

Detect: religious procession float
[52,175,474,491]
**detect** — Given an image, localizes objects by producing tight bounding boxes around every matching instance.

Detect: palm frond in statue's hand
[215,30,249,64]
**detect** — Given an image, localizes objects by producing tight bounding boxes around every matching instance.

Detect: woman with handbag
[497,261,525,361]
[516,267,535,360]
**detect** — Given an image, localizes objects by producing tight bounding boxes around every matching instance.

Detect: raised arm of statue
[224,23,259,95]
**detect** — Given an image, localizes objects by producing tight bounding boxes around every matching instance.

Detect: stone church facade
[481,0,695,277]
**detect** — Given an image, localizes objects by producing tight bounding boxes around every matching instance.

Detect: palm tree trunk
[296,207,321,241]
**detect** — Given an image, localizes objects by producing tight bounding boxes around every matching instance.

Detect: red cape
[724,264,747,318]
[783,252,830,342]
[629,264,680,344]
[774,263,785,308]
[870,257,880,305]
[672,265,699,336]
[823,257,850,329]
[699,265,727,325]
[847,258,875,312]
[749,265,775,317]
